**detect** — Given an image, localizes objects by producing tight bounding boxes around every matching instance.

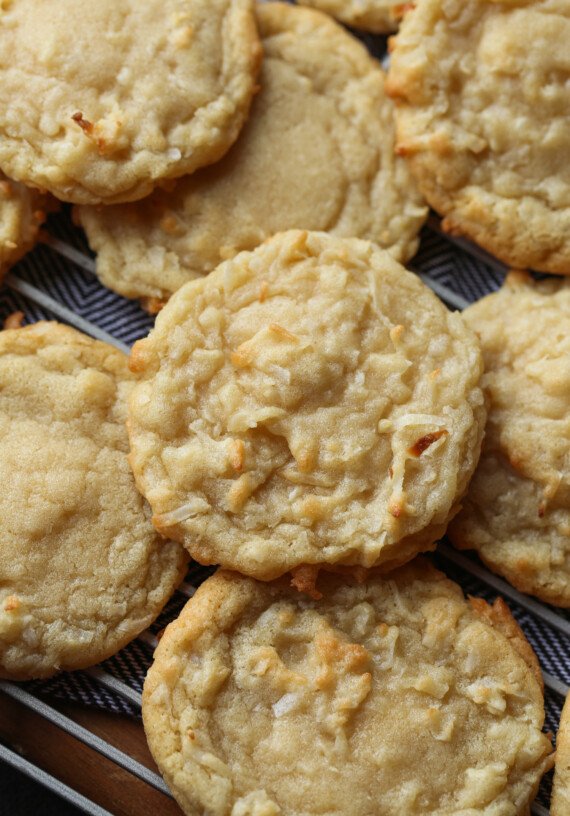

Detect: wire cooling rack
[0,207,566,816]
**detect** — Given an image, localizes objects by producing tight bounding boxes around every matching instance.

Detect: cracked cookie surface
[297,0,401,33]
[0,0,260,205]
[0,173,47,280]
[77,2,426,306]
[127,230,485,579]
[143,562,552,816]
[0,322,187,679]
[387,0,570,274]
[450,272,570,607]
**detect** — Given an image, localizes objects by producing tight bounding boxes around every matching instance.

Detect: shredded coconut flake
[156,498,210,525]
[167,147,182,161]
[394,413,446,429]
[272,693,299,718]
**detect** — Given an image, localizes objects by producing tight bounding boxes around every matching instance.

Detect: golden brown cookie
[297,0,401,33]
[0,0,261,205]
[77,2,427,307]
[449,271,570,607]
[0,174,48,280]
[127,230,485,580]
[552,693,570,816]
[387,0,570,274]
[0,322,188,679]
[143,561,553,816]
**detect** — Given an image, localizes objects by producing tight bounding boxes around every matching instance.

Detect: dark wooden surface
[0,691,183,816]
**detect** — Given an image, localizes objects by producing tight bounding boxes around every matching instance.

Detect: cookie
[449,272,570,607]
[0,174,47,280]
[0,0,261,205]
[127,230,485,581]
[0,322,188,679]
[77,2,427,307]
[297,0,401,33]
[386,0,570,275]
[143,561,553,816]
[552,693,570,816]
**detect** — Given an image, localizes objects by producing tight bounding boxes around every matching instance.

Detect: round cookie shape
[77,2,427,308]
[449,272,570,607]
[0,174,48,280]
[0,0,261,205]
[0,322,188,679]
[297,0,401,33]
[552,693,570,815]
[386,0,570,275]
[143,562,553,816]
[127,230,485,580]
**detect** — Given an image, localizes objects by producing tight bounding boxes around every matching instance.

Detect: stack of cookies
[0,0,568,811]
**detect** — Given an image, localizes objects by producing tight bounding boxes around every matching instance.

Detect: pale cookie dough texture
[0,0,261,205]
[552,693,570,816]
[77,2,427,307]
[127,231,485,580]
[297,0,401,33]
[0,322,188,680]
[386,0,570,274]
[143,563,553,816]
[0,173,47,280]
[450,272,570,607]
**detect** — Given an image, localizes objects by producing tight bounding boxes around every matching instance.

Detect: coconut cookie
[0,174,48,280]
[449,272,570,607]
[77,2,427,308]
[0,0,260,205]
[143,562,553,816]
[387,0,570,275]
[0,322,188,680]
[127,231,485,581]
[297,0,401,33]
[552,694,570,815]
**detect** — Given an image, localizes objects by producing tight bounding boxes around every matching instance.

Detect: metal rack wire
[0,217,566,816]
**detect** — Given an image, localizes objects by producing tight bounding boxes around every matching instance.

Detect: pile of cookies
[1,0,569,812]
[134,229,554,816]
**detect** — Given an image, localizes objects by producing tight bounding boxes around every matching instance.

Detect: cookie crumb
[3,312,24,330]
[290,564,322,600]
[72,111,94,134]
